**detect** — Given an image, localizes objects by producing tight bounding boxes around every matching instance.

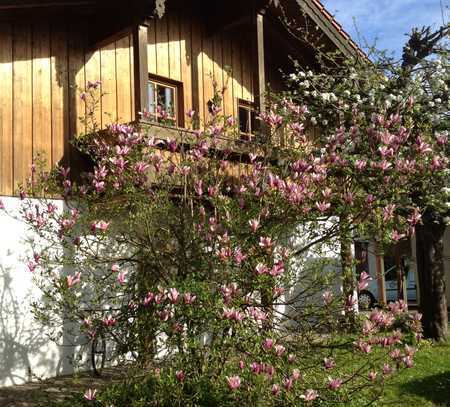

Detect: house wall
[147,11,255,128]
[0,21,135,196]
[0,197,84,387]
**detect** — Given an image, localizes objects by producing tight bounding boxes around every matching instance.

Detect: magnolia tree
[9,74,447,405]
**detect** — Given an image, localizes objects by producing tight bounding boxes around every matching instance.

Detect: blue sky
[321,0,449,58]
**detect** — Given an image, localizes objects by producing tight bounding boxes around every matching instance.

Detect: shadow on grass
[399,370,450,406]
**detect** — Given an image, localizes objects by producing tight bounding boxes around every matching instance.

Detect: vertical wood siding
[1,12,254,196]
[0,22,134,195]
[147,12,255,129]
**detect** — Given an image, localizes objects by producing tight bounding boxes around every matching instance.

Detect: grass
[1,338,450,406]
[375,338,450,406]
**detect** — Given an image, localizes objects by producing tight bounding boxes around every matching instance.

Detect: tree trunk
[340,218,357,324]
[416,211,448,341]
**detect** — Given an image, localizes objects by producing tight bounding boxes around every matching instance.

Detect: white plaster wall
[0,196,77,387]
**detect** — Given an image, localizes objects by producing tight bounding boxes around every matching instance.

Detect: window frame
[147,74,184,128]
[238,99,256,140]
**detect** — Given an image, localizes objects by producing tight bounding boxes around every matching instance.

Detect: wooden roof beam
[0,1,95,9]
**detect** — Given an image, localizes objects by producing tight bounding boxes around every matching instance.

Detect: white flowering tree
[277,11,450,340]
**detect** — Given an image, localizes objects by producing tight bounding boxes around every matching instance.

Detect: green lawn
[1,338,450,406]
[376,338,450,406]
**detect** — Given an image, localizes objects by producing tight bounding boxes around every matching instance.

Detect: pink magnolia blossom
[315,201,331,213]
[382,204,396,222]
[322,290,333,305]
[288,354,296,364]
[289,122,305,135]
[405,344,417,356]
[436,133,448,146]
[59,166,70,178]
[248,218,260,233]
[27,261,36,273]
[383,363,393,375]
[87,80,101,89]
[362,320,375,336]
[403,355,414,368]
[117,271,128,285]
[323,357,335,370]
[226,116,236,126]
[407,207,422,227]
[291,368,302,381]
[248,306,268,322]
[256,263,269,275]
[233,247,247,265]
[84,388,97,401]
[226,375,241,390]
[135,161,150,174]
[389,349,401,360]
[301,389,318,401]
[167,139,178,152]
[262,338,274,350]
[328,377,343,390]
[251,362,261,374]
[157,310,172,321]
[194,180,203,196]
[111,264,120,272]
[183,292,196,304]
[103,315,117,327]
[269,261,285,277]
[368,371,377,381]
[259,236,273,250]
[168,288,180,304]
[143,292,154,306]
[91,220,110,233]
[416,136,432,154]
[67,272,81,288]
[378,160,392,171]
[283,377,293,391]
[271,384,281,396]
[356,340,372,354]
[93,180,105,193]
[222,308,245,322]
[261,111,283,128]
[175,370,185,382]
[392,230,406,241]
[355,159,367,170]
[358,271,372,291]
[239,360,245,370]
[274,344,286,357]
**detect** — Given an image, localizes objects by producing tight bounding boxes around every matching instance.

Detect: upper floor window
[147,75,183,127]
[238,100,256,140]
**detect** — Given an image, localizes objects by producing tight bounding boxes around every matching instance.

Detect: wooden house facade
[0,0,361,195]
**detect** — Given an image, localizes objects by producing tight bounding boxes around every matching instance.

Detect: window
[238,100,256,140]
[147,75,183,127]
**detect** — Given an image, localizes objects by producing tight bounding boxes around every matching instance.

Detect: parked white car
[359,257,417,308]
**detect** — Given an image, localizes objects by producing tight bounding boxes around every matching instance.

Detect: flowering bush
[13,62,447,405]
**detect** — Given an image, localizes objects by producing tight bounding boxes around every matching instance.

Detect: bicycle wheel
[91,334,106,376]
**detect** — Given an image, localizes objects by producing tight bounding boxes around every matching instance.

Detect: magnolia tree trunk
[340,219,357,326]
[416,212,448,341]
